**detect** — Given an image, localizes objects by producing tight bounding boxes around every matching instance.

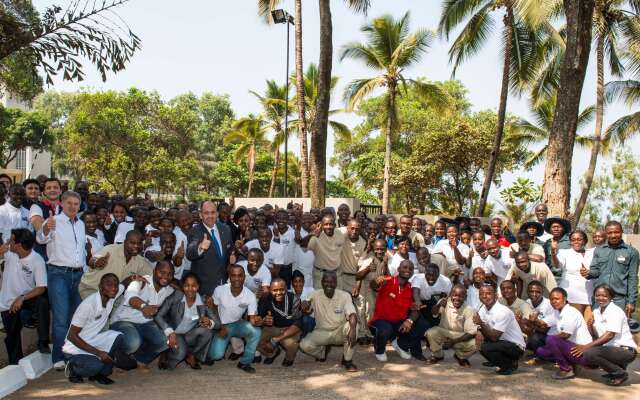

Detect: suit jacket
[154,290,221,334]
[186,222,232,296]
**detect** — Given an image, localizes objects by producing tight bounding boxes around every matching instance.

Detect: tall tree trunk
[310,0,331,208]
[382,83,396,214]
[477,8,513,217]
[294,0,310,198]
[542,0,595,218]
[573,32,604,225]
[268,148,280,197]
[247,145,256,198]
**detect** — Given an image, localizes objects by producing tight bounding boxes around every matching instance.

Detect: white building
[1,90,52,181]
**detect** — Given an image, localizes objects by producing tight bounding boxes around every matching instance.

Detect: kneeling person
[110,260,175,366]
[426,284,477,366]
[63,274,136,385]
[299,270,358,372]
[257,278,302,366]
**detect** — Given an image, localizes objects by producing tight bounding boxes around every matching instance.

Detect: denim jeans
[300,315,316,338]
[111,320,168,364]
[65,335,123,378]
[47,265,83,363]
[208,320,261,365]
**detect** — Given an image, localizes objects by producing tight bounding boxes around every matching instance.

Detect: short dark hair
[425,263,440,274]
[100,273,119,286]
[292,270,305,281]
[527,280,544,289]
[43,177,61,188]
[593,283,615,299]
[569,229,588,242]
[550,287,568,299]
[604,221,623,230]
[11,228,35,250]
[181,271,201,286]
[22,178,39,188]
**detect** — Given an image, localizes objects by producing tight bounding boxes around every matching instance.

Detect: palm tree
[257,0,311,197]
[289,63,351,145]
[224,114,270,197]
[439,0,544,216]
[573,1,640,224]
[341,12,446,214]
[250,80,290,198]
[511,96,599,168]
[311,0,371,208]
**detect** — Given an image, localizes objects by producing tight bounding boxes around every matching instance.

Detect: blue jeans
[65,335,123,378]
[208,320,261,365]
[47,265,83,363]
[370,320,403,355]
[111,320,168,364]
[301,315,316,338]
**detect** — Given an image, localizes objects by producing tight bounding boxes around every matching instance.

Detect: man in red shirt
[369,260,420,362]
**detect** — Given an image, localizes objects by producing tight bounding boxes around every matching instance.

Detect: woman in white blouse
[388,236,417,276]
[551,230,593,315]
[432,225,469,280]
[535,287,593,379]
[571,284,637,386]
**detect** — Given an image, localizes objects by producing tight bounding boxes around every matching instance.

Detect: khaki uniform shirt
[499,297,533,319]
[309,288,356,331]
[340,237,367,274]
[308,230,346,271]
[505,261,557,299]
[79,244,152,298]
[438,299,478,335]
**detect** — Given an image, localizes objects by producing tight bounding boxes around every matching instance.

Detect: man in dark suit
[186,201,232,296]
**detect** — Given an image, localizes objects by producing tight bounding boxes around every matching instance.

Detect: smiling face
[373,239,386,260]
[450,286,466,308]
[83,213,98,235]
[154,261,174,288]
[247,250,264,275]
[549,290,566,310]
[550,222,565,239]
[515,253,530,272]
[397,260,414,280]
[472,267,485,284]
[527,284,543,304]
[346,220,360,241]
[99,275,120,299]
[271,280,286,302]
[321,273,338,298]
[425,266,439,286]
[472,232,485,250]
[569,231,586,251]
[229,265,246,290]
[479,285,497,307]
[399,216,412,235]
[24,182,40,201]
[416,248,430,267]
[275,210,288,232]
[605,223,623,246]
[112,204,128,224]
[490,219,502,237]
[384,221,396,237]
[485,239,500,258]
[337,204,350,222]
[321,216,336,237]
[182,275,199,301]
[8,186,25,208]
[397,239,410,255]
[257,229,272,250]
[535,204,548,223]
[434,222,446,237]
[594,287,612,309]
[411,218,423,233]
[500,281,516,302]
[292,275,305,294]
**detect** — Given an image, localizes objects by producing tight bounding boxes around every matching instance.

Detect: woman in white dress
[388,236,417,276]
[432,225,470,281]
[551,230,593,315]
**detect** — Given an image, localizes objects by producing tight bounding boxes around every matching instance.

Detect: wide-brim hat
[454,216,471,226]
[543,217,572,235]
[519,221,544,236]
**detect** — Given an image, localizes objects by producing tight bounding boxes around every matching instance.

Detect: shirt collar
[182,293,203,307]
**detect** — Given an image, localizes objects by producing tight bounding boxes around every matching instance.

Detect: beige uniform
[510,243,546,260]
[340,236,367,293]
[308,230,346,290]
[78,244,152,299]
[505,261,557,300]
[426,300,478,359]
[299,289,357,361]
[499,297,534,319]
[355,255,387,338]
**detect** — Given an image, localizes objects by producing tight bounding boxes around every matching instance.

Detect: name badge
[616,256,627,263]
[95,313,103,321]
[191,315,200,321]
[334,308,343,314]
[239,303,249,308]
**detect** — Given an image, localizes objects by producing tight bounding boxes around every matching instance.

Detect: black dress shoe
[237,362,256,373]
[228,353,241,361]
[89,374,115,385]
[38,342,51,354]
[482,361,496,367]
[68,376,84,384]
[202,359,215,366]
[282,359,294,367]
[253,355,262,364]
[413,354,428,362]
[263,347,281,365]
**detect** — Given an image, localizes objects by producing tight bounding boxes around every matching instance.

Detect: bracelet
[405,318,414,325]
[270,338,278,347]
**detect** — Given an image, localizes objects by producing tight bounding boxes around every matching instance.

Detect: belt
[314,266,335,272]
[621,346,637,354]
[342,272,357,276]
[48,264,83,272]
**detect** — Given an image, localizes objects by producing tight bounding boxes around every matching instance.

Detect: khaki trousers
[258,326,301,362]
[300,321,355,361]
[426,326,476,359]
[355,290,375,338]
[313,267,342,290]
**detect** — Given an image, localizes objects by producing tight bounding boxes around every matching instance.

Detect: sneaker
[228,353,241,361]
[552,369,575,380]
[391,339,411,360]
[54,360,66,371]
[375,352,388,362]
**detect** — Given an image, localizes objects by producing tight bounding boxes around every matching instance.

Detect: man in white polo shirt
[483,239,514,285]
[272,209,296,288]
[63,274,136,385]
[474,284,526,375]
[244,228,284,278]
[110,260,175,366]
[207,264,262,373]
[0,228,49,364]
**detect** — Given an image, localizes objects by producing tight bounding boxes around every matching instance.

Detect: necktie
[210,227,222,258]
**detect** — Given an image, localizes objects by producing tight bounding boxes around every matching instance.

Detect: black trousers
[1,294,50,364]
[526,331,547,352]
[583,346,637,377]
[480,340,524,370]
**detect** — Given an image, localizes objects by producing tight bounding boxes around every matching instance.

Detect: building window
[15,149,26,171]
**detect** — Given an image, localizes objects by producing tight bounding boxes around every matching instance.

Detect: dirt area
[6,345,639,400]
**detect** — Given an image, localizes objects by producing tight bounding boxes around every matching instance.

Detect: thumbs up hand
[264,310,274,327]
[94,252,110,269]
[200,234,211,251]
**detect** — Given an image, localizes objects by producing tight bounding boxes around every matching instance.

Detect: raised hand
[580,263,589,278]
[264,310,274,327]
[200,234,211,251]
[45,216,56,234]
[94,252,110,269]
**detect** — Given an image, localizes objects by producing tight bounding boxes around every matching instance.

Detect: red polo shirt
[369,276,413,325]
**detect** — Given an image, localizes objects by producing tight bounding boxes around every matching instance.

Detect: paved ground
[7,345,640,400]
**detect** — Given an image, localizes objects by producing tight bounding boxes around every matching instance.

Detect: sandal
[607,374,628,386]
[454,354,471,367]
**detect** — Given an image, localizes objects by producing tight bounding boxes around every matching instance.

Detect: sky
[32,0,639,205]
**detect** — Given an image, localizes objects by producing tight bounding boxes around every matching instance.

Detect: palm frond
[447,3,495,75]
[342,77,385,111]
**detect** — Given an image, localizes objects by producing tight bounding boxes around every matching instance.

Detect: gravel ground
[7,345,639,400]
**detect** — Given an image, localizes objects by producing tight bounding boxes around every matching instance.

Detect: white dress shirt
[0,202,31,240]
[36,212,86,269]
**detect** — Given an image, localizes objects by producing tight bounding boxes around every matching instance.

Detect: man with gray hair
[36,190,86,370]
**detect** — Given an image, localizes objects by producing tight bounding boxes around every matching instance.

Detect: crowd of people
[0,173,637,388]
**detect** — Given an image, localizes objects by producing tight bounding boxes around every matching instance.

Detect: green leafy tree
[341,12,446,213]
[0,105,51,168]
[224,114,270,197]
[498,177,541,226]
[1,0,141,90]
[439,0,544,216]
